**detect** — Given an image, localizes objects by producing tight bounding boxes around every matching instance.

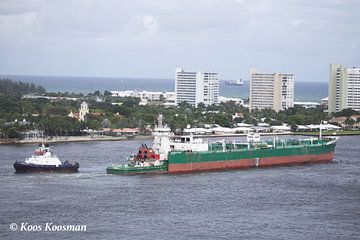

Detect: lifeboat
[136,144,160,161]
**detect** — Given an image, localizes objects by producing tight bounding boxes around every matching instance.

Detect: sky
[0,0,359,82]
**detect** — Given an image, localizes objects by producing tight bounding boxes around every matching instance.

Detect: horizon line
[0,73,329,83]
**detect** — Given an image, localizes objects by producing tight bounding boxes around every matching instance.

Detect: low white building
[296,125,310,131]
[22,95,77,101]
[21,130,44,139]
[294,101,320,108]
[306,124,341,131]
[321,97,328,107]
[219,96,244,105]
[183,127,212,135]
[111,90,176,106]
[235,123,251,127]
[211,126,237,134]
[251,126,270,133]
[234,127,254,133]
[270,125,291,132]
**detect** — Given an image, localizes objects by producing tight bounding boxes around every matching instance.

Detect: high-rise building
[175,67,219,106]
[328,64,360,113]
[249,69,294,112]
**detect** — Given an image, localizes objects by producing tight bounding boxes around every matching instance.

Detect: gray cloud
[0,0,359,81]
[0,0,38,15]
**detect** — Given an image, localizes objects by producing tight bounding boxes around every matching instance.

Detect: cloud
[22,12,37,25]
[142,15,159,33]
[290,18,306,27]
[0,0,38,15]
[0,0,358,80]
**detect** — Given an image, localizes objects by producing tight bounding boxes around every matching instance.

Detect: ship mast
[319,120,327,140]
[157,114,163,127]
[152,114,172,160]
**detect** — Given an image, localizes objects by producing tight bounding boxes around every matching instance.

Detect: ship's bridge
[170,135,208,152]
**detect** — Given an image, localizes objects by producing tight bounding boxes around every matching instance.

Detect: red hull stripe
[168,152,334,173]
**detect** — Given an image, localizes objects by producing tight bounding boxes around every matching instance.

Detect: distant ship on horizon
[225,79,244,86]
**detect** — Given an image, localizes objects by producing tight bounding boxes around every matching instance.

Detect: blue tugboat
[14,143,79,173]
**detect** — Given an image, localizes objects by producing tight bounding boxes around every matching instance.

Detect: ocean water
[220,80,328,102]
[0,135,359,240]
[0,75,328,102]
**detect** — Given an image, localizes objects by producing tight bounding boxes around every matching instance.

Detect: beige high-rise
[249,69,294,112]
[328,64,360,113]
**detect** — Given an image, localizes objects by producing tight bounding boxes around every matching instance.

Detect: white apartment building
[111,90,175,101]
[328,64,360,113]
[249,69,294,112]
[175,66,219,106]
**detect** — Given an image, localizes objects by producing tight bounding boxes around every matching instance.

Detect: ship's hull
[167,141,336,173]
[14,162,79,173]
[107,139,337,174]
[106,162,168,175]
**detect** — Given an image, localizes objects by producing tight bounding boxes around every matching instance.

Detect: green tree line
[1,78,358,139]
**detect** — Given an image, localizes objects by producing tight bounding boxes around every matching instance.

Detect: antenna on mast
[157,114,163,127]
[319,120,327,140]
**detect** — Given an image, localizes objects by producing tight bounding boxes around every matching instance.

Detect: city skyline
[0,0,359,82]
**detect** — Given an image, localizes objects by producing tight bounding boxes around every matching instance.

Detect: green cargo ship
[106,115,338,174]
[166,137,336,173]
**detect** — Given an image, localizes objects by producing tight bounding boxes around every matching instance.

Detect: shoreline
[1,130,359,145]
[0,135,152,145]
[293,130,360,136]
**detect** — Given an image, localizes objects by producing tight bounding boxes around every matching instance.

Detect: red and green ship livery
[106,115,338,174]
[107,144,168,174]
[166,137,336,173]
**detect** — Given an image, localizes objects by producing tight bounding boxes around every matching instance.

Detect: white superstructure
[152,114,173,160]
[169,135,208,152]
[25,143,62,166]
[151,115,209,160]
[175,66,219,107]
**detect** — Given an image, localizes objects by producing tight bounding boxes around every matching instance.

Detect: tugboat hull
[106,165,167,174]
[107,161,168,174]
[14,162,79,173]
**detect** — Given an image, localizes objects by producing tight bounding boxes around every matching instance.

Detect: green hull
[107,138,337,174]
[106,161,168,174]
[168,140,336,164]
[167,138,337,172]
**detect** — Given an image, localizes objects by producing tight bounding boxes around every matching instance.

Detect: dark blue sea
[0,75,327,102]
[0,135,359,240]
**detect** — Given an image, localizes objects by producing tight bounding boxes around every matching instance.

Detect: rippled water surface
[0,136,359,240]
